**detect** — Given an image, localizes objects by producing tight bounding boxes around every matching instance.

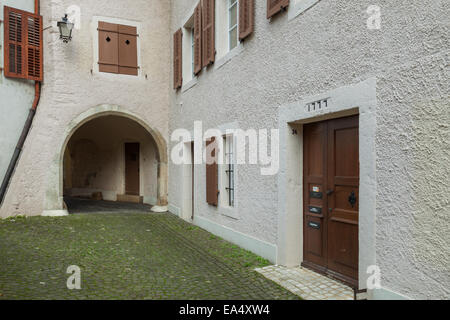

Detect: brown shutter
[25,13,43,80]
[98,22,119,73]
[206,137,219,206]
[267,0,289,19]
[118,25,139,76]
[4,6,43,81]
[173,28,183,89]
[193,2,203,75]
[201,0,215,67]
[239,0,254,41]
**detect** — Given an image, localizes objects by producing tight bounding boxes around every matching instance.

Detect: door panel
[125,143,140,196]
[303,122,327,268]
[303,115,359,287]
[327,116,359,282]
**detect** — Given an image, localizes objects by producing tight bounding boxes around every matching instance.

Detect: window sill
[214,43,244,71]
[288,0,321,21]
[220,206,239,220]
[181,77,198,93]
[92,71,144,81]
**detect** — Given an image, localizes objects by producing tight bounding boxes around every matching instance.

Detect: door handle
[348,191,357,208]
[326,190,334,196]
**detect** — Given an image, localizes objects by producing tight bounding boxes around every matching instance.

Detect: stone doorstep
[256,266,354,301]
[117,194,144,204]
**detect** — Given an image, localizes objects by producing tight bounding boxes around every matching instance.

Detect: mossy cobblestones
[0,213,299,300]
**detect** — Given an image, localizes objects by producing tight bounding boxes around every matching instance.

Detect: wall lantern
[57,14,74,43]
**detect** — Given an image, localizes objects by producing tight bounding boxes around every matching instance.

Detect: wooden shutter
[4,6,43,81]
[193,2,203,75]
[98,22,119,73]
[239,0,254,41]
[26,14,43,80]
[173,29,183,89]
[201,0,215,67]
[118,25,139,76]
[267,0,289,19]
[206,137,219,206]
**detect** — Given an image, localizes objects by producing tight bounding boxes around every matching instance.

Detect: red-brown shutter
[239,0,254,41]
[118,25,139,76]
[4,6,43,81]
[201,0,215,67]
[193,2,203,75]
[267,0,289,19]
[173,28,183,89]
[206,137,219,206]
[98,22,119,73]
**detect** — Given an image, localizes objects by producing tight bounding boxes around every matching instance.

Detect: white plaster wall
[169,0,449,299]
[0,0,36,187]
[0,0,170,217]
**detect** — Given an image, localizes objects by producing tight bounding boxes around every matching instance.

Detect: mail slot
[309,206,322,214]
[310,191,323,199]
[308,221,320,229]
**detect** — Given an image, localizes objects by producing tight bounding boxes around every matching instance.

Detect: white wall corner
[168,203,181,216]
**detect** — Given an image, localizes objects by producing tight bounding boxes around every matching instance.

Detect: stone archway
[43,105,168,216]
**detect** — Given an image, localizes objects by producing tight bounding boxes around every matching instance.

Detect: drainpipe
[0,0,41,206]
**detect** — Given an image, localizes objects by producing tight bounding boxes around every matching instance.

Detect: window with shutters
[3,6,43,81]
[94,17,140,77]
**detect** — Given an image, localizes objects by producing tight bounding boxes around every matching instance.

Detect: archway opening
[63,115,162,213]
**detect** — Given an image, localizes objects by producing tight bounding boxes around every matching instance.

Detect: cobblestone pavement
[0,213,299,300]
[65,197,153,214]
[256,266,353,300]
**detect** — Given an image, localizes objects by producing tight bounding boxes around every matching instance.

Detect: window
[191,28,195,78]
[224,135,235,207]
[98,21,139,76]
[219,134,235,208]
[228,0,239,50]
[181,14,196,84]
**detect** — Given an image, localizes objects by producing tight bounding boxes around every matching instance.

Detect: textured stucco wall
[0,0,36,188]
[0,0,170,217]
[169,0,449,299]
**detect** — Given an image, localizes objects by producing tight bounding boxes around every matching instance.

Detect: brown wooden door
[303,115,359,287]
[125,143,140,196]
